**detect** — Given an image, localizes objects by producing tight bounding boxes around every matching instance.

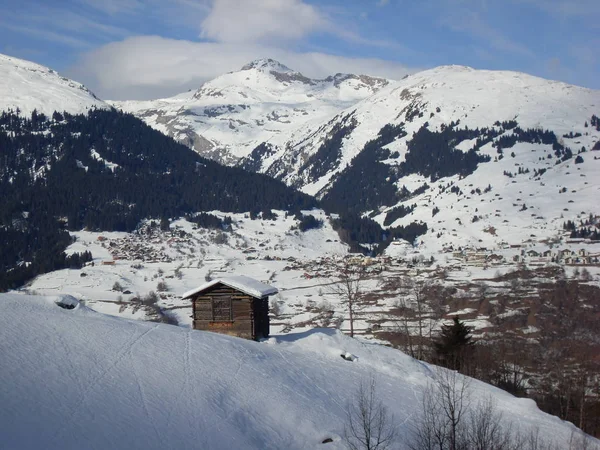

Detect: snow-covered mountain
[0,53,107,116]
[110,58,389,165]
[247,65,598,193]
[240,65,600,253]
[1,292,592,450]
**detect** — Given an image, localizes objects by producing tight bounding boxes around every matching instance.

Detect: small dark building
[183,275,278,340]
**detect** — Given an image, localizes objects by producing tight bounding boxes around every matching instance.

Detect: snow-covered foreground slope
[0,293,589,450]
[110,59,389,165]
[0,53,107,116]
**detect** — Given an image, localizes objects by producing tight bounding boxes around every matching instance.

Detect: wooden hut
[182,276,278,341]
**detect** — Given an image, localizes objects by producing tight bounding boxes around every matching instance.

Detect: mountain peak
[241,58,293,73]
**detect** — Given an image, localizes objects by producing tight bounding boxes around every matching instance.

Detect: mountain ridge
[0,53,108,117]
[109,59,390,165]
[246,64,599,196]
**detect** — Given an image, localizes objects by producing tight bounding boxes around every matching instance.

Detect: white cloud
[69,36,417,100]
[199,0,326,43]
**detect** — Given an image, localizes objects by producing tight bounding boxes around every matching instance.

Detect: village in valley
[22,208,600,340]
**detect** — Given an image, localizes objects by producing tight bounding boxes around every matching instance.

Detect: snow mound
[0,293,589,449]
[47,294,80,310]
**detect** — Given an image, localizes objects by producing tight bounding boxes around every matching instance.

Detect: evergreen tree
[434,316,474,373]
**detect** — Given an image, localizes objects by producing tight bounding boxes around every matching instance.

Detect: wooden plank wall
[192,283,258,340]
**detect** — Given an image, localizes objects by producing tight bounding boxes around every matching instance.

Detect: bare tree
[437,370,471,450]
[328,259,367,338]
[392,296,417,358]
[467,396,512,450]
[411,379,451,450]
[411,280,429,360]
[411,371,591,450]
[387,276,443,361]
[410,369,471,450]
[344,376,397,450]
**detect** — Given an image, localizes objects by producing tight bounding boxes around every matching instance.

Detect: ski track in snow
[51,323,159,445]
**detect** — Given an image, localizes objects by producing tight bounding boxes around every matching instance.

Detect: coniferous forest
[0,109,318,290]
[0,108,421,290]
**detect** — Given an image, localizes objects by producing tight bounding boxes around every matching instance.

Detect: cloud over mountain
[70,36,415,100]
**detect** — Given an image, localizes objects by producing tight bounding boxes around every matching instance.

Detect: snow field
[0,53,107,117]
[0,293,589,450]
[110,60,389,163]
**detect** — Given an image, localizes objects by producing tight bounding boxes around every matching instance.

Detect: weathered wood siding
[191,283,269,340]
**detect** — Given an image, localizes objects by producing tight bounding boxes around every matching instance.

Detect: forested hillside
[0,109,317,290]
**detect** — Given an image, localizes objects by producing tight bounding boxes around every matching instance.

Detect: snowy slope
[0,53,108,116]
[250,65,599,194]
[110,59,389,165]
[239,65,600,255]
[22,211,350,327]
[0,293,590,450]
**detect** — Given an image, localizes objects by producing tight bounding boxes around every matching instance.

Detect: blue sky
[1,0,597,99]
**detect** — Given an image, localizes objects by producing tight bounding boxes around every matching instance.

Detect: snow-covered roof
[182,275,278,299]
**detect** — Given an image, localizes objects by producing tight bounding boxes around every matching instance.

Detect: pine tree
[434,316,474,373]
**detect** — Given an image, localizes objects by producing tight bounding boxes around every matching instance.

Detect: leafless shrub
[410,371,579,450]
[344,376,397,450]
[580,268,592,282]
[316,299,333,313]
[152,309,178,326]
[156,281,168,292]
[174,266,183,279]
[142,291,159,306]
[467,397,512,450]
[410,370,470,450]
[112,281,123,292]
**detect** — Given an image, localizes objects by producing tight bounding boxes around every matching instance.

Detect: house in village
[182,275,278,341]
[488,254,504,265]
